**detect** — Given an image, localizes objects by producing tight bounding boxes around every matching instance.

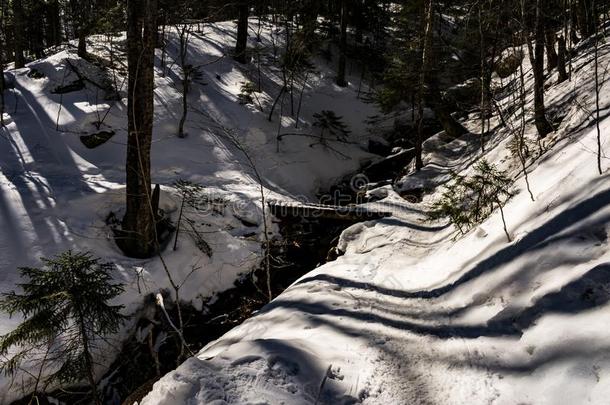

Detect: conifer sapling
[429,160,514,241]
[0,251,126,404]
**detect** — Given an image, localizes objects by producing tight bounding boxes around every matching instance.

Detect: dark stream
[10,127,417,405]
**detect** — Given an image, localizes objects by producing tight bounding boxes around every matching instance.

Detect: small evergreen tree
[0,251,126,405]
[429,160,514,241]
[238,81,263,111]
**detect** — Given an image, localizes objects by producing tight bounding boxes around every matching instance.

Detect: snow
[0,20,378,402]
[141,27,610,405]
[3,14,610,405]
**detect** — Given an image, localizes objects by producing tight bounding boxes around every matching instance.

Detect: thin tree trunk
[0,3,5,128]
[415,0,434,171]
[336,0,348,87]
[594,0,602,174]
[518,43,535,201]
[0,15,5,127]
[496,200,511,242]
[77,311,101,405]
[177,25,190,138]
[557,35,569,83]
[577,0,595,37]
[72,0,88,59]
[479,4,486,153]
[530,0,554,138]
[0,71,4,127]
[122,0,158,258]
[178,76,189,138]
[545,30,558,71]
[295,71,309,129]
[160,16,167,75]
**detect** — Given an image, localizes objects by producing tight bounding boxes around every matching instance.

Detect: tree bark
[336,0,348,87]
[557,35,569,83]
[545,30,558,71]
[0,0,4,126]
[0,52,4,127]
[177,25,190,138]
[577,0,595,37]
[30,1,46,59]
[13,0,26,68]
[530,0,554,138]
[122,0,158,258]
[78,34,87,58]
[70,0,88,59]
[46,0,62,47]
[234,0,249,63]
[415,0,434,171]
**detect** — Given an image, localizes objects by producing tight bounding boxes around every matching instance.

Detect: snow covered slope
[141,36,610,405]
[0,21,378,402]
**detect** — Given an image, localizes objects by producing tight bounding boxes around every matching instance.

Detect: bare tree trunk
[529,0,554,138]
[45,0,62,47]
[336,0,348,87]
[78,34,87,58]
[557,35,569,83]
[0,55,4,127]
[177,25,191,138]
[0,0,5,127]
[70,0,88,59]
[295,71,309,128]
[577,0,595,37]
[496,200,511,242]
[122,0,158,258]
[518,44,535,201]
[545,30,558,71]
[415,0,434,171]
[13,0,26,68]
[178,75,189,138]
[594,0,602,174]
[479,4,486,153]
[234,0,249,63]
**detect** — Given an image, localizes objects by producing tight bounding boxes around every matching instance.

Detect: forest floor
[2,18,610,405]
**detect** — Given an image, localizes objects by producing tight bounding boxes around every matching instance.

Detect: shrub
[238,81,257,105]
[428,160,514,241]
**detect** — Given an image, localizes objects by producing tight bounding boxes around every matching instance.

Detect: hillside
[0,20,378,403]
[140,23,610,405]
[1,4,610,405]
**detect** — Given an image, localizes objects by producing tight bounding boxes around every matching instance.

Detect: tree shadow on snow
[266,261,610,340]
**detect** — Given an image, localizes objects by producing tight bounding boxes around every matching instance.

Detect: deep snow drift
[141,32,610,405]
[0,20,378,402]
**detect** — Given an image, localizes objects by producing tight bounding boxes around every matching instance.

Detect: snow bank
[142,28,610,405]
